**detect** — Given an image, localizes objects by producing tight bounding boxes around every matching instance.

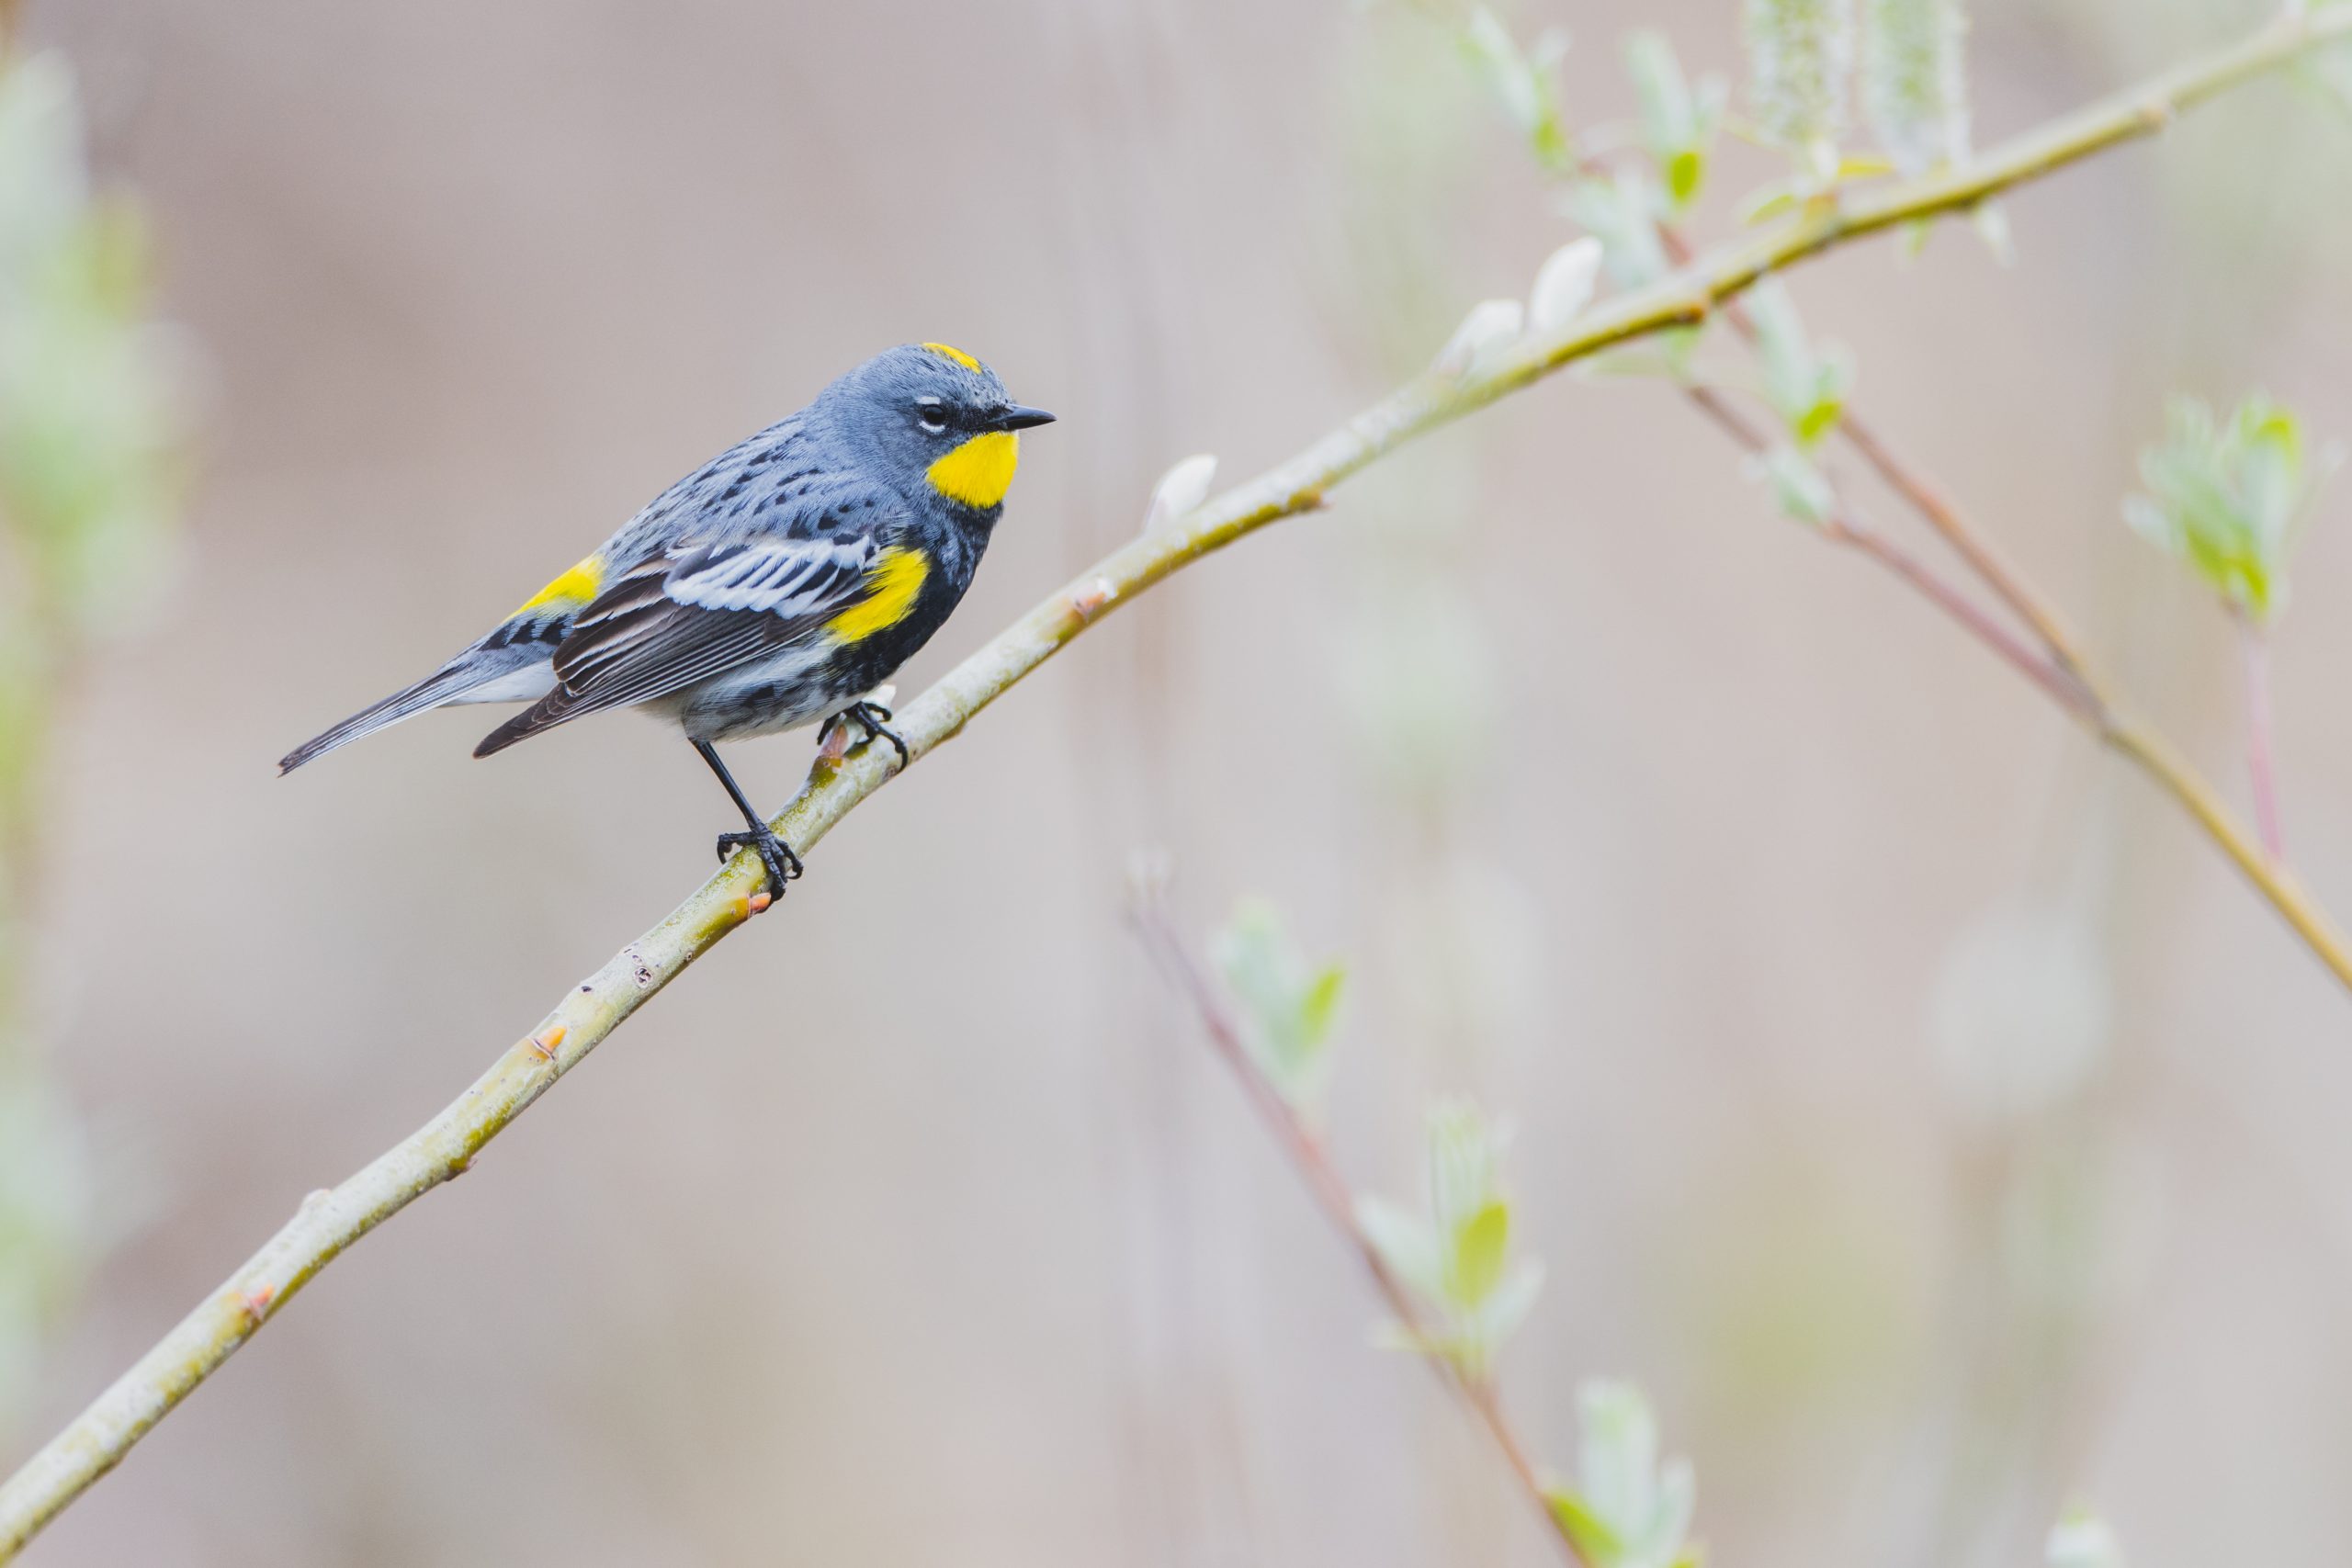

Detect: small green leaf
[1737,178,1805,225]
[1360,1100,1541,1376]
[1548,1489,1626,1566]
[1555,1381,1702,1568]
[1744,278,1851,447]
[1625,32,1726,211]
[1299,964,1346,1048]
[1210,899,1349,1118]
[1450,1199,1510,1307]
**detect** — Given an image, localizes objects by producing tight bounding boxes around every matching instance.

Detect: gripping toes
[842,701,910,770]
[716,826,803,897]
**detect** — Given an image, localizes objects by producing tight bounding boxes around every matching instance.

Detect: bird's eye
[915,400,950,434]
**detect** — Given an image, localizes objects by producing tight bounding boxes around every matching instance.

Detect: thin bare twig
[2237,611,2285,859]
[1128,897,1579,1562]
[1678,384,2094,717]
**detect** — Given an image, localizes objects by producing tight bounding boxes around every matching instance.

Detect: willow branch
[1128,898,1579,1562]
[3,12,2344,1556]
[1677,373,2352,989]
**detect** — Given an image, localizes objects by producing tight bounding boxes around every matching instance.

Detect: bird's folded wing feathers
[470,536,883,755]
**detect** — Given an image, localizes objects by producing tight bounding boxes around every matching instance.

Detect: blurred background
[4,0,2350,1562]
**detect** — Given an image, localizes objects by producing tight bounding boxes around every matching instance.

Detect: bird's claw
[831,700,910,771]
[715,826,802,898]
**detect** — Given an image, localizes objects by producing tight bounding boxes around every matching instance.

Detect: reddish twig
[1127,897,1580,1564]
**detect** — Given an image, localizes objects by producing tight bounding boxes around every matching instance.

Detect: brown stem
[2236,611,2284,859]
[1678,385,2094,718]
[1657,224,2100,706]
[1129,899,1583,1565]
[1673,380,2352,991]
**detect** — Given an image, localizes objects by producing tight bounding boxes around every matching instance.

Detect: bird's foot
[828,700,910,771]
[715,824,802,898]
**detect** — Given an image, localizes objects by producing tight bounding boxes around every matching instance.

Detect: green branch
[3,7,2345,1555]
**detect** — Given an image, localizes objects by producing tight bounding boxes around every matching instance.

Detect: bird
[278,342,1055,897]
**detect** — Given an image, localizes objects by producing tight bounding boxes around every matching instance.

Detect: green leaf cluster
[0,50,184,1438]
[2124,393,2340,624]
[0,54,185,639]
[1357,1099,1543,1381]
[1211,899,1348,1121]
[1545,1381,1702,1568]
[1460,6,1575,175]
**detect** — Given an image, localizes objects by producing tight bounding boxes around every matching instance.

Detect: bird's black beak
[989,404,1057,432]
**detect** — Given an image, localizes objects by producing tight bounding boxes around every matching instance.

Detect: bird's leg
[695,739,801,897]
[829,700,910,771]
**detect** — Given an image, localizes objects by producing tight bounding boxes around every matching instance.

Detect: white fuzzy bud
[1863,0,1970,174]
[1745,0,1857,152]
[1431,299,1525,378]
[1527,238,1604,335]
[1143,454,1218,530]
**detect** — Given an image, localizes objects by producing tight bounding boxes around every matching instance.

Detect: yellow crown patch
[920,342,982,373]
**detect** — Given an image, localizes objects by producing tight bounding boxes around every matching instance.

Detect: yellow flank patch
[514,552,605,616]
[920,341,982,373]
[829,546,930,643]
[924,431,1020,510]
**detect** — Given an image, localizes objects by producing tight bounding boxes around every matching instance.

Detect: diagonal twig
[1127,894,1580,1563]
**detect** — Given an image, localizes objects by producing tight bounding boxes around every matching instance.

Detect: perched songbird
[279,343,1055,896]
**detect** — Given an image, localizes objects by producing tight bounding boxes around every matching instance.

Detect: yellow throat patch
[925,431,1020,510]
[515,552,605,616]
[829,546,930,643]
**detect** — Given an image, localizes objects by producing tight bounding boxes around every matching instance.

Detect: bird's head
[820,343,1056,514]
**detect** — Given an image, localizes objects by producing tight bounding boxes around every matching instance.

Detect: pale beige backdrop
[17,0,2352,1563]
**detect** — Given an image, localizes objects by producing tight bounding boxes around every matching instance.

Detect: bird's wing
[471,534,888,756]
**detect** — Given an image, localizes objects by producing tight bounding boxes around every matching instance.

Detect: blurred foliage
[1746,279,1851,449]
[1547,1381,1702,1568]
[2045,1509,2126,1568]
[1745,0,1858,169]
[2124,393,2339,625]
[1625,32,1726,213]
[1742,280,1852,527]
[1929,905,2111,1122]
[1211,899,1348,1123]
[0,46,186,1429]
[1459,6,1575,175]
[1357,1099,1544,1382]
[1862,0,1970,174]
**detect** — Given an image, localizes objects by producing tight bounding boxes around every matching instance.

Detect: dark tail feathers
[278,663,484,774]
